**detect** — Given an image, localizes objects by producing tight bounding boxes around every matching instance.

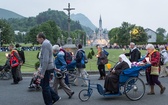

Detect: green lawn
[0,48,146,72]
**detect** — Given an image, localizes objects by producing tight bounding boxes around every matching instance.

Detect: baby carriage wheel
[78,89,92,102]
[2,72,11,80]
[124,77,145,101]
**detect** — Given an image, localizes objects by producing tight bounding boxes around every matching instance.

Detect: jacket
[54,51,67,71]
[143,51,160,72]
[39,39,55,76]
[97,51,106,65]
[75,49,86,68]
[125,48,141,62]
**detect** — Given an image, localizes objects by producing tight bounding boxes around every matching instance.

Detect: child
[28,71,41,89]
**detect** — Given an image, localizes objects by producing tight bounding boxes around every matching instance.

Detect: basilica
[91,16,109,46]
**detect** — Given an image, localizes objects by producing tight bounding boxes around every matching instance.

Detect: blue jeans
[40,69,60,105]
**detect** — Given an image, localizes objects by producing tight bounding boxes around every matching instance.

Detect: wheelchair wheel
[124,77,145,101]
[68,70,77,83]
[2,72,11,80]
[78,89,91,102]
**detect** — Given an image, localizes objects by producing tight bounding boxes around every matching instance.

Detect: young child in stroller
[28,71,41,90]
[28,69,54,90]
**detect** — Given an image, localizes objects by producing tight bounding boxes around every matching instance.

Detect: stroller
[0,59,12,80]
[28,71,54,90]
[28,72,41,90]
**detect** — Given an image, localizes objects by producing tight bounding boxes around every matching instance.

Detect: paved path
[0,75,168,105]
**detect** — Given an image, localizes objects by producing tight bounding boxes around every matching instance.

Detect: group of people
[5,43,25,84]
[7,32,167,105]
[36,33,89,105]
[103,42,167,95]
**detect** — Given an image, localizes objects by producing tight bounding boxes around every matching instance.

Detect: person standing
[52,45,74,99]
[8,44,22,84]
[142,44,166,95]
[125,42,141,62]
[159,45,168,77]
[37,33,60,105]
[96,46,106,80]
[73,44,88,87]
[15,43,25,81]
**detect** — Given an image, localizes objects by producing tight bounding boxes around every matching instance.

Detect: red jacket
[143,51,160,72]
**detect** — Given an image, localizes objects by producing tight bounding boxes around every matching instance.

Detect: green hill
[7,9,82,32]
[71,13,97,31]
[0,8,24,19]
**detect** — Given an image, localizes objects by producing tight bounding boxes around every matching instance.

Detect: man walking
[73,44,88,87]
[125,42,141,62]
[8,44,22,84]
[37,33,60,105]
[15,43,25,81]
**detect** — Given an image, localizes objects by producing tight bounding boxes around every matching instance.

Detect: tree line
[108,22,168,45]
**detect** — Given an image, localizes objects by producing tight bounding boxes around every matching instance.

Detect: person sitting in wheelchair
[104,54,131,94]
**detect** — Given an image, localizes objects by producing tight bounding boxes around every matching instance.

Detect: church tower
[99,15,102,30]
[99,15,103,38]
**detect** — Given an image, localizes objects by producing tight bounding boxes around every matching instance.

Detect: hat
[52,45,60,51]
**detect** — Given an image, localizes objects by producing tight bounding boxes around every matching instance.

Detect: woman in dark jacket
[104,54,131,94]
[97,46,106,80]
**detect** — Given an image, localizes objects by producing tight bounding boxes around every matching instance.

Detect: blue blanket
[123,64,151,76]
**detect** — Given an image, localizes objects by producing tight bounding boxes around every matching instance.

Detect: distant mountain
[71,13,97,31]
[0,8,24,19]
[6,9,82,32]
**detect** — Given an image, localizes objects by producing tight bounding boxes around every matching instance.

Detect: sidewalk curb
[22,71,101,77]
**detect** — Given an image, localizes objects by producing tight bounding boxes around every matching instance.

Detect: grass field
[0,48,146,72]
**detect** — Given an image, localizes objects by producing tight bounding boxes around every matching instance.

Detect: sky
[0,0,168,32]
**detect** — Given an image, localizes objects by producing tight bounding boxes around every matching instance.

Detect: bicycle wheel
[124,77,145,101]
[68,70,77,83]
[2,72,11,80]
[78,89,91,102]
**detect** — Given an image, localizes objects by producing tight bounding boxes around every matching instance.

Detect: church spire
[99,15,102,29]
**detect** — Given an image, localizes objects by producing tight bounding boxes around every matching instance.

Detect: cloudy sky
[0,0,168,32]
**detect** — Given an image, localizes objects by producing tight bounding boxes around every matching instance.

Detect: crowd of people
[2,32,168,105]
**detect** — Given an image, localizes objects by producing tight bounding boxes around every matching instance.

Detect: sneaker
[69,92,75,99]
[52,97,61,104]
[11,82,18,85]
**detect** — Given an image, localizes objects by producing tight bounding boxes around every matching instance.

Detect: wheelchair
[78,64,151,101]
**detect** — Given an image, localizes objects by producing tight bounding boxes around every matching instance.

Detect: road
[0,75,168,105]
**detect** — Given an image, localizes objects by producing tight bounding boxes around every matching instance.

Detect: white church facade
[92,16,109,46]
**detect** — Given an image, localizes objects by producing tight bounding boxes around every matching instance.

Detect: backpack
[100,52,108,65]
[17,50,25,63]
[160,51,168,65]
[103,49,109,56]
[60,49,73,64]
[10,50,20,67]
[81,51,88,65]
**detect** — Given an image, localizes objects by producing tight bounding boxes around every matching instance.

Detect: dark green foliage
[7,9,82,32]
[90,48,95,56]
[87,52,92,59]
[108,22,147,45]
[0,19,14,45]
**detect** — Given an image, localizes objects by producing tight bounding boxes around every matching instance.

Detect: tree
[108,22,147,45]
[156,28,166,42]
[0,19,14,46]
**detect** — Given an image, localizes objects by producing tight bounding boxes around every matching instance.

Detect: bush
[35,61,40,70]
